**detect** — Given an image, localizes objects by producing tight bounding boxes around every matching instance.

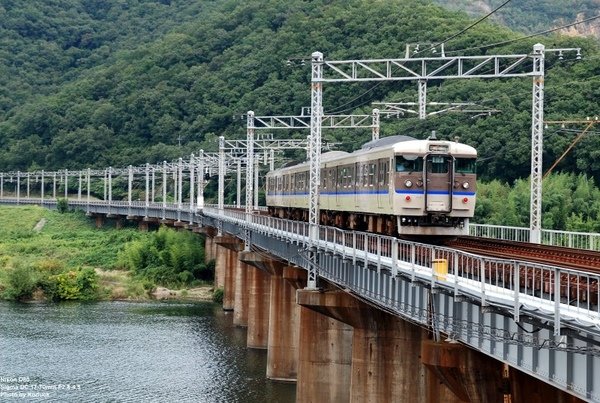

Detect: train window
[368,164,375,186]
[428,156,450,174]
[395,156,423,172]
[456,158,476,174]
[378,161,387,186]
[383,162,389,185]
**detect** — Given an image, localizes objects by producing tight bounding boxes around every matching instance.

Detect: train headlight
[462,182,470,189]
[404,180,413,188]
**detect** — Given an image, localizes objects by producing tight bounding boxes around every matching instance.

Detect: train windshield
[395,155,423,172]
[455,158,476,174]
[427,155,450,173]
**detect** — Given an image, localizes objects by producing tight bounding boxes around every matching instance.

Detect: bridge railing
[206,207,600,334]
[1,198,598,335]
[470,223,600,251]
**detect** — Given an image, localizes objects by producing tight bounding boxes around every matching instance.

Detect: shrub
[118,226,206,287]
[56,198,69,213]
[50,267,100,301]
[3,265,38,301]
[212,287,224,304]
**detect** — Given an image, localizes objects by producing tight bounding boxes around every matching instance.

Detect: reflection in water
[0,301,296,402]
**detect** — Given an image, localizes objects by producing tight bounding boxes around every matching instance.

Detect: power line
[327,0,512,113]
[447,14,600,55]
[427,0,513,51]
[326,1,515,114]
[326,13,595,115]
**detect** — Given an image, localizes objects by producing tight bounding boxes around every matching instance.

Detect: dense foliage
[476,172,600,232]
[0,206,145,300]
[117,226,210,288]
[0,0,210,113]
[0,0,598,187]
[433,0,600,37]
[0,206,213,301]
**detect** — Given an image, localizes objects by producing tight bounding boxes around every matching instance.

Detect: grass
[0,206,141,271]
[0,206,147,300]
[0,205,213,302]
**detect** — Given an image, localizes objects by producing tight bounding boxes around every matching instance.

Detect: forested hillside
[0,0,210,110]
[0,0,598,187]
[433,0,600,38]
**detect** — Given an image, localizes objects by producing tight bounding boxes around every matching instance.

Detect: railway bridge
[0,162,599,402]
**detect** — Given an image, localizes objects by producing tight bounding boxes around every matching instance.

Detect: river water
[0,301,296,402]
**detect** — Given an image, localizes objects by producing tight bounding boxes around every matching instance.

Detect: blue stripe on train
[268,190,476,196]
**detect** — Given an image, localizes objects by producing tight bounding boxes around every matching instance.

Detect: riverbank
[0,205,215,303]
[96,268,214,302]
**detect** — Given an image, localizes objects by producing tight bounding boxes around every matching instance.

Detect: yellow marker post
[432,259,448,281]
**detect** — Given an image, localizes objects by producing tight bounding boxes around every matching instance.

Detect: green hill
[432,0,600,38]
[0,0,598,184]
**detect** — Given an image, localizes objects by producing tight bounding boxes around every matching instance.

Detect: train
[265,134,477,237]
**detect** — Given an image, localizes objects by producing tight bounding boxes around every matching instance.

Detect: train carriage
[266,134,477,237]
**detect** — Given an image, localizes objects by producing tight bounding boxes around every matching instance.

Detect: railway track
[445,236,600,272]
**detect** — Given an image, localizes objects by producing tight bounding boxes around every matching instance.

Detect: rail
[1,197,599,335]
[205,207,600,336]
[470,223,600,251]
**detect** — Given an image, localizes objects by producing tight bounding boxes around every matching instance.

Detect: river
[0,300,296,402]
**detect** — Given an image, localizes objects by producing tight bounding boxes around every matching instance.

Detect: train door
[333,167,340,207]
[424,155,453,213]
[354,163,360,208]
[377,160,385,209]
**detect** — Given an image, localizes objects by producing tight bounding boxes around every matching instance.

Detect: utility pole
[312,44,580,245]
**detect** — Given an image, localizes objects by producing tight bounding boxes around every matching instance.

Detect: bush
[212,287,224,304]
[56,198,69,213]
[49,267,100,301]
[118,226,206,287]
[3,265,38,301]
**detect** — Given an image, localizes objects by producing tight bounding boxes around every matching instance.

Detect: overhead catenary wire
[326,13,596,115]
[424,0,514,54]
[446,13,600,54]
[327,0,514,114]
[326,1,514,114]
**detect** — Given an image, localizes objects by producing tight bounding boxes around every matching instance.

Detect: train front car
[393,137,477,237]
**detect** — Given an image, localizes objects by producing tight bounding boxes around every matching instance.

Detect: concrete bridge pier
[213,243,226,290]
[138,221,149,232]
[240,253,304,380]
[245,261,271,349]
[203,235,217,262]
[509,365,583,403]
[421,331,584,402]
[421,340,505,402]
[223,249,236,310]
[233,258,249,327]
[296,287,462,403]
[94,214,104,229]
[214,235,243,310]
[296,295,354,403]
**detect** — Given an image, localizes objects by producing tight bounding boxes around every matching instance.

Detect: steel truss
[311,44,581,249]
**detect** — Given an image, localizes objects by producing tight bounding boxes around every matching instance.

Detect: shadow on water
[0,300,296,403]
